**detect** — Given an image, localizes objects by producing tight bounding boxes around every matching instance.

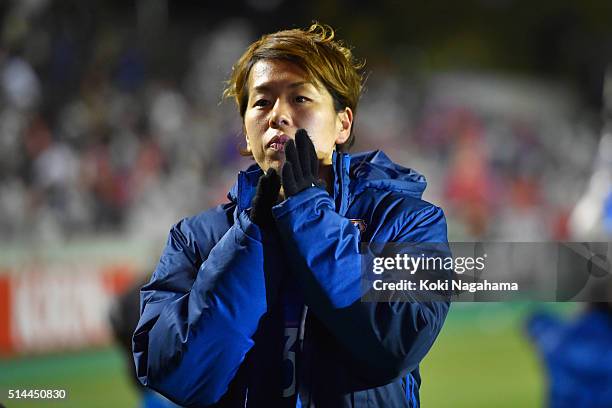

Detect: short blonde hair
[224,23,364,151]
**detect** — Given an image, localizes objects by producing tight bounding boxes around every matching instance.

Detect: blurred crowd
[0,3,256,243]
[0,1,601,244]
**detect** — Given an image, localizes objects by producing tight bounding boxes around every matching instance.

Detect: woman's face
[243,59,352,173]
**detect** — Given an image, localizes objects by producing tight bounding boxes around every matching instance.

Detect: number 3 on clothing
[282,327,298,397]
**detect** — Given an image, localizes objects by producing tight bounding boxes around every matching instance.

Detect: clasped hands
[250,129,326,227]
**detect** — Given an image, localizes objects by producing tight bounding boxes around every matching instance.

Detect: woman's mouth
[269,141,286,151]
[267,134,290,152]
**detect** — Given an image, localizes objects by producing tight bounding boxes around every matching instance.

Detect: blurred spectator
[1,54,40,109]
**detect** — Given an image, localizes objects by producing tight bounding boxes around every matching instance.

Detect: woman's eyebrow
[252,81,310,93]
[288,81,309,89]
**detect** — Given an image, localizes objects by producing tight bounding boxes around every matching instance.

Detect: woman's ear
[244,125,252,153]
[335,107,353,145]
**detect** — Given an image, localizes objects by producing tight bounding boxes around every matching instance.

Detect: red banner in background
[0,264,140,358]
[0,274,11,355]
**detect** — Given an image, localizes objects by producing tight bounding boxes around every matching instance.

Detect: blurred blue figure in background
[526,66,612,408]
[110,280,182,408]
[526,303,612,408]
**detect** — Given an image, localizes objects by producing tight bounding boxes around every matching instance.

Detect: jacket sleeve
[132,210,269,407]
[272,187,450,384]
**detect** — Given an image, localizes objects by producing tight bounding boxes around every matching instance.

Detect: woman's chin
[264,158,285,173]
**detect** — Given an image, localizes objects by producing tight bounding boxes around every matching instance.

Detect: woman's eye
[295,96,309,103]
[253,99,269,107]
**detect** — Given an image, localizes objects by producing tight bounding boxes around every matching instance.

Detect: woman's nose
[269,99,291,128]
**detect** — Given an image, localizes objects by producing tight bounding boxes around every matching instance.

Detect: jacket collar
[348,150,427,199]
[227,150,428,213]
[228,151,352,214]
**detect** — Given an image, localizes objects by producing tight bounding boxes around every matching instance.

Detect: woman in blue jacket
[133,23,450,407]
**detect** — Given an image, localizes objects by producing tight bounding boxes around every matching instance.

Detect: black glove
[281,129,325,197]
[250,168,281,227]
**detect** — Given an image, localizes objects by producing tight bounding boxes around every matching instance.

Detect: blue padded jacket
[133,150,450,407]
